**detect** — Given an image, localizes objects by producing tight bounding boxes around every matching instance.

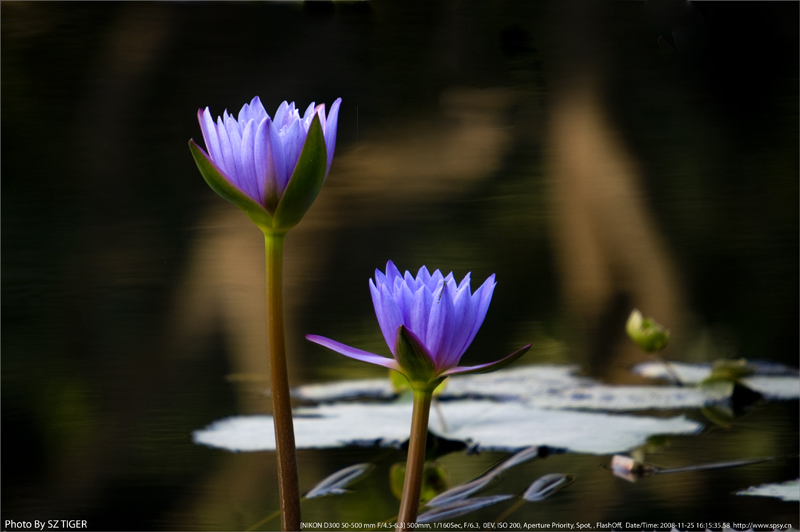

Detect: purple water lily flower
[194,96,341,214]
[307,261,529,388]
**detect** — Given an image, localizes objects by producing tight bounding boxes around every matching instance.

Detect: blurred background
[2,1,797,530]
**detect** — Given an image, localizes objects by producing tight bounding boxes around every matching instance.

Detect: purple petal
[384,261,403,287]
[379,283,405,353]
[323,98,341,173]
[404,270,420,292]
[409,285,432,345]
[373,267,388,289]
[440,344,531,377]
[439,286,461,369]
[416,266,432,287]
[282,117,303,176]
[425,281,455,369]
[273,101,291,127]
[448,282,478,359]
[302,101,316,129]
[237,96,268,124]
[398,282,415,327]
[370,280,402,354]
[224,114,246,188]
[238,120,259,202]
[462,275,495,350]
[428,269,444,291]
[199,108,223,169]
[268,119,289,195]
[306,335,400,371]
[215,115,237,182]
[253,117,270,206]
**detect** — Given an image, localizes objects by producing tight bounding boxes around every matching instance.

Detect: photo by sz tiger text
[4,520,88,530]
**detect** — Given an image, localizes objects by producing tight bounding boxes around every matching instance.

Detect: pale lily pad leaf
[492,446,542,474]
[634,361,800,400]
[522,473,576,502]
[193,400,703,455]
[295,364,715,411]
[303,462,374,499]
[426,471,500,508]
[736,479,800,502]
[446,365,713,410]
[740,376,800,400]
[427,446,541,507]
[293,377,395,403]
[417,495,513,523]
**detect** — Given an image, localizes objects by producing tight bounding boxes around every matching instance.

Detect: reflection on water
[2,1,797,530]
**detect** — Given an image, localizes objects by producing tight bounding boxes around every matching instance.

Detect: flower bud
[626,309,670,353]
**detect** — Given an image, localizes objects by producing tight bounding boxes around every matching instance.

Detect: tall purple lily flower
[307,261,530,390]
[189,97,341,233]
[188,96,341,531]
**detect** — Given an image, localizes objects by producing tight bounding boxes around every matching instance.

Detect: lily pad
[295,365,715,410]
[633,361,800,400]
[293,377,395,402]
[193,399,702,455]
[736,479,800,502]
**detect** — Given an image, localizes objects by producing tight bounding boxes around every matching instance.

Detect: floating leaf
[634,361,800,400]
[293,377,395,402]
[295,365,716,410]
[427,446,541,507]
[739,375,800,400]
[736,479,800,502]
[193,400,703,454]
[521,473,576,502]
[494,446,542,473]
[416,495,513,523]
[303,462,374,499]
[295,362,798,406]
[426,471,500,507]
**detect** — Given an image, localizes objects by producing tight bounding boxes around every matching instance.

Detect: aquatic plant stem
[396,389,433,531]
[264,232,301,532]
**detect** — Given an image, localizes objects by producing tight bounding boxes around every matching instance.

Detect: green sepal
[394,325,437,386]
[273,114,328,231]
[390,369,447,396]
[189,139,275,232]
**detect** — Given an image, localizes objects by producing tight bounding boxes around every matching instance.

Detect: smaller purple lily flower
[307,261,530,390]
[189,97,341,232]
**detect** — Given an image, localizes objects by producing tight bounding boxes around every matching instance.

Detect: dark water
[2,2,798,531]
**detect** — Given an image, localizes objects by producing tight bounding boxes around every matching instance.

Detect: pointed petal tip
[441,344,531,377]
[188,138,210,158]
[305,334,400,371]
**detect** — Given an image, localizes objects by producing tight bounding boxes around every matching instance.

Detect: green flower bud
[626,309,670,353]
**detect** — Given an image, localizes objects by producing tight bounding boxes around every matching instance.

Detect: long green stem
[264,232,301,531]
[396,389,433,531]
